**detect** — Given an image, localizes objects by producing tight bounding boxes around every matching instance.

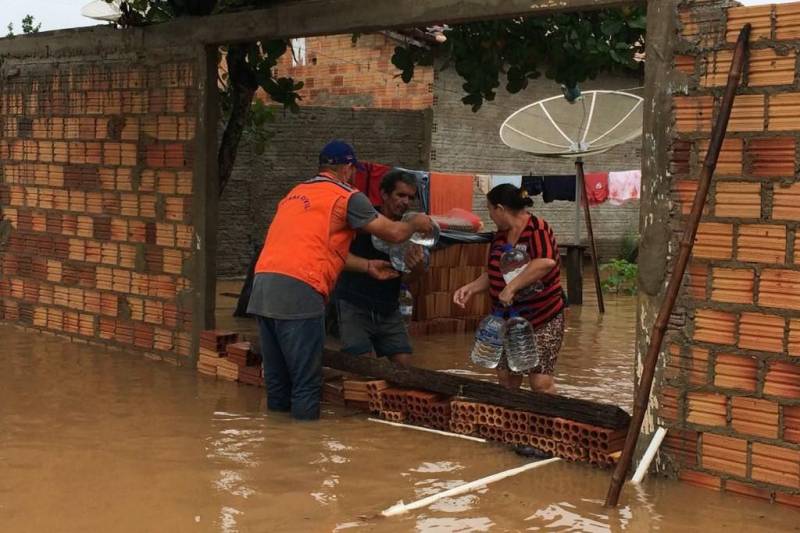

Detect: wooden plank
[163,0,644,44]
[322,349,631,429]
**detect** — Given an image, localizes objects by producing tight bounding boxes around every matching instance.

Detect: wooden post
[576,159,605,313]
[604,23,751,507]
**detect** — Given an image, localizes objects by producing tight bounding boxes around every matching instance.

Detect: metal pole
[604,23,751,507]
[576,158,605,313]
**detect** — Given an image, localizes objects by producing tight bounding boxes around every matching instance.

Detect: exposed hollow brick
[679,470,721,491]
[701,433,748,477]
[674,55,696,76]
[687,392,728,427]
[657,384,680,424]
[764,361,800,400]
[776,2,800,39]
[697,139,742,176]
[714,182,761,219]
[689,347,710,386]
[784,406,800,444]
[759,269,800,311]
[694,309,736,345]
[731,397,779,439]
[775,492,800,508]
[662,429,699,468]
[737,224,786,264]
[751,443,800,489]
[687,263,708,300]
[672,179,698,216]
[747,137,796,177]
[724,479,772,502]
[727,95,765,132]
[773,183,800,221]
[674,96,714,133]
[727,5,773,43]
[768,93,800,131]
[710,267,754,305]
[789,320,800,357]
[694,223,735,261]
[738,312,786,353]
[714,353,758,392]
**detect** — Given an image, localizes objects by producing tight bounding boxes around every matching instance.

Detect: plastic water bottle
[402,212,440,247]
[399,284,413,324]
[389,242,410,273]
[499,244,542,300]
[470,310,506,369]
[390,243,430,273]
[503,309,538,373]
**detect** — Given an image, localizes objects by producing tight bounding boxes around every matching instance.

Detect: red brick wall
[269,33,433,110]
[660,2,800,506]
[0,35,203,363]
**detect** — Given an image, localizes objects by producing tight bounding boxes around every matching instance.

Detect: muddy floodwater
[2,286,799,532]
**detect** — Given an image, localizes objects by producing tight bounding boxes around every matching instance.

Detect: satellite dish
[81,0,122,22]
[499,90,643,159]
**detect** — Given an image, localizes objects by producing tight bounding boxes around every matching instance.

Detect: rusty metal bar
[604,23,751,507]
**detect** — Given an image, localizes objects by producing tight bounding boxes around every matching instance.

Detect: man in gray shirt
[247,140,433,420]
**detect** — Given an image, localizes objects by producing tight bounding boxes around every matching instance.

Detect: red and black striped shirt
[488,215,565,328]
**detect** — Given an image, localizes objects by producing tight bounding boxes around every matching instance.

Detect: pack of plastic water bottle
[499,244,543,300]
[470,310,506,369]
[503,309,539,372]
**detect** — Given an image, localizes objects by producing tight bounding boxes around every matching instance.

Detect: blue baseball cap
[319,140,359,166]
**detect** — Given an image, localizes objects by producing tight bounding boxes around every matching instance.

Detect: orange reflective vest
[254,175,357,299]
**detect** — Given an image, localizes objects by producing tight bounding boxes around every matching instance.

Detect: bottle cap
[501,244,513,252]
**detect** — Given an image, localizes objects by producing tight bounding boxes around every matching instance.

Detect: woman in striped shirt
[453,184,566,393]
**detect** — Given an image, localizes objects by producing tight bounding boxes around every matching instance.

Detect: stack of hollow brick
[370,388,624,467]
[662,1,800,506]
[408,243,491,336]
[0,58,198,363]
[197,330,263,386]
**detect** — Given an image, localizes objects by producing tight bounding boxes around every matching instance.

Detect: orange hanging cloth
[428,172,473,215]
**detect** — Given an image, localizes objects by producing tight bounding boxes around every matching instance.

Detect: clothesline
[476,170,642,206]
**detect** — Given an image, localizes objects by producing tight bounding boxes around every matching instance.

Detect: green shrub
[601,258,638,295]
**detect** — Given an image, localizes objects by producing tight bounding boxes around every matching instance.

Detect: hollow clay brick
[747,137,795,177]
[731,397,779,439]
[714,353,758,392]
[694,223,733,260]
[764,361,800,399]
[687,392,728,426]
[711,268,754,305]
[693,309,736,345]
[702,433,748,478]
[751,442,800,489]
[738,312,785,353]
[773,183,800,221]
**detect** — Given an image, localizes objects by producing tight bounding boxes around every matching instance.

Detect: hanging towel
[583,172,609,205]
[521,175,544,197]
[541,175,576,203]
[608,170,642,205]
[353,162,392,206]
[490,175,522,188]
[475,174,491,194]
[429,172,473,215]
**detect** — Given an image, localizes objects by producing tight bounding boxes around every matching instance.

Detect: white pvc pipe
[367,417,487,443]
[631,427,667,484]
[381,457,561,517]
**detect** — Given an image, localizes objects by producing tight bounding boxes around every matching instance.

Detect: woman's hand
[498,285,516,307]
[453,284,475,308]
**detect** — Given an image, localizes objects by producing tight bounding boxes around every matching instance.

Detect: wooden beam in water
[323,348,631,430]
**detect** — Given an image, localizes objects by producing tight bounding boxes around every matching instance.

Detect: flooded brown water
[2,282,798,532]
